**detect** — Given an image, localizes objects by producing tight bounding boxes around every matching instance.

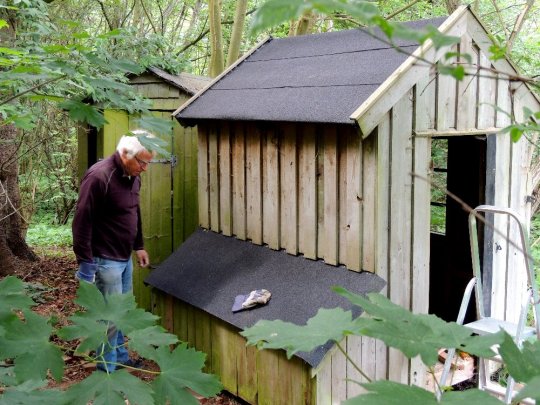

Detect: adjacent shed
[146,6,540,404]
[77,67,210,310]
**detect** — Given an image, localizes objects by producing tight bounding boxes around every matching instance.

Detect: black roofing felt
[176,17,447,125]
[147,67,211,95]
[145,228,385,367]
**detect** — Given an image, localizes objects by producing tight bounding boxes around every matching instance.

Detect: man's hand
[136,249,150,268]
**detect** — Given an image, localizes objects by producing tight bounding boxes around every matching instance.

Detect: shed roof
[146,66,211,95]
[145,228,385,367]
[175,17,446,126]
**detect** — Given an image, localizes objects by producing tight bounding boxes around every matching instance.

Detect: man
[72,133,154,372]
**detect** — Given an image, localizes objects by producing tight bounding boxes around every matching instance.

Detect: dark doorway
[429,136,487,322]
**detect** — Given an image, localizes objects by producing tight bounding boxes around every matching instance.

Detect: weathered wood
[477,51,496,129]
[236,337,258,403]
[315,352,332,405]
[280,123,298,254]
[456,37,478,131]
[198,126,210,228]
[331,339,348,404]
[388,91,414,384]
[323,126,339,265]
[208,124,220,232]
[436,45,458,131]
[263,128,280,249]
[347,335,366,398]
[219,122,232,236]
[298,124,317,258]
[353,7,468,136]
[344,127,362,271]
[362,134,376,273]
[246,124,263,244]
[257,349,280,405]
[211,318,238,394]
[232,123,247,239]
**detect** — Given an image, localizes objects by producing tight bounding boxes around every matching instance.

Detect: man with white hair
[72,132,155,372]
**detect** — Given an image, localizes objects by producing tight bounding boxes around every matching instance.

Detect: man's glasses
[134,155,151,169]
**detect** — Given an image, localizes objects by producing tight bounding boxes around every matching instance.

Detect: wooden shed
[77,67,210,310]
[146,6,540,404]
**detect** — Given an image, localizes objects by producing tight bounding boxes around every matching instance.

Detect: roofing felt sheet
[145,228,386,367]
[176,17,446,125]
[148,67,211,95]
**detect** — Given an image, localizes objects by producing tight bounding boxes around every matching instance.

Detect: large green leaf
[0,380,65,405]
[128,326,179,360]
[65,370,154,405]
[241,307,356,358]
[58,283,158,353]
[0,276,35,315]
[58,99,106,128]
[335,289,503,366]
[344,381,502,404]
[0,310,63,382]
[151,343,222,405]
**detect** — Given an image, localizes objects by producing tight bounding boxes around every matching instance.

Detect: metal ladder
[439,205,540,403]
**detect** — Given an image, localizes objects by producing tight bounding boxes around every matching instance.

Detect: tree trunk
[0,121,37,276]
[294,11,314,36]
[225,0,247,67]
[208,0,224,77]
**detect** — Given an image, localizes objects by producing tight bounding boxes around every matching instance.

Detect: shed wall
[197,121,376,273]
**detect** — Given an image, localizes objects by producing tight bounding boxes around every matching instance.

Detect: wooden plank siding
[155,295,314,405]
[197,121,370,271]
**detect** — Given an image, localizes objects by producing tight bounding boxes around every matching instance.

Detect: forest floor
[12,246,244,405]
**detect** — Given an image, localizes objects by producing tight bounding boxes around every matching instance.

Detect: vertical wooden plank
[477,51,496,129]
[211,320,238,395]
[194,310,213,373]
[219,122,232,236]
[198,126,210,228]
[280,123,298,254]
[263,128,280,249]
[172,119,186,249]
[316,355,332,405]
[436,45,457,131]
[323,126,339,266]
[388,91,413,384]
[410,80,434,387]
[208,125,220,232]
[331,339,348,404]
[345,127,362,271]
[246,124,263,244]
[346,335,366,398]
[232,123,246,239]
[298,124,318,259]
[339,133,348,267]
[257,349,280,405]
[360,337,377,392]
[182,125,199,240]
[456,37,478,131]
[173,299,188,343]
[237,337,258,404]
[362,134,376,273]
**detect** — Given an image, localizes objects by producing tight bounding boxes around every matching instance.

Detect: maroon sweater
[72,152,144,264]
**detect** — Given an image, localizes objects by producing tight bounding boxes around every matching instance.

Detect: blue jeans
[94,257,133,372]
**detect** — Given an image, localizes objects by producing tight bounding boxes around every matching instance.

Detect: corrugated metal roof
[176,17,446,125]
[147,66,211,95]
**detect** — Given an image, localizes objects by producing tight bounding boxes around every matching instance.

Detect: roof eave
[173,36,273,124]
[349,5,470,138]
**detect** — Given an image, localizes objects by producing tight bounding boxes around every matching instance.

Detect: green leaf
[499,332,540,383]
[241,307,356,358]
[249,0,311,34]
[0,380,65,405]
[0,277,34,315]
[0,310,64,382]
[58,283,158,354]
[133,114,173,136]
[488,44,507,61]
[344,381,501,404]
[437,63,465,80]
[65,370,154,405]
[0,47,23,56]
[58,99,106,128]
[128,326,179,360]
[514,375,540,402]
[510,126,524,142]
[334,289,503,366]
[0,19,7,30]
[151,343,222,405]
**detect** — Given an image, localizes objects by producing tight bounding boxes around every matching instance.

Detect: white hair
[116,130,153,158]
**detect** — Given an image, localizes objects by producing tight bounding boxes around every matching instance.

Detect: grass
[26,218,73,248]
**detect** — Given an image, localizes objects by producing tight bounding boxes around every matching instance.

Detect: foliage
[0,276,222,404]
[242,287,540,404]
[25,216,72,247]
